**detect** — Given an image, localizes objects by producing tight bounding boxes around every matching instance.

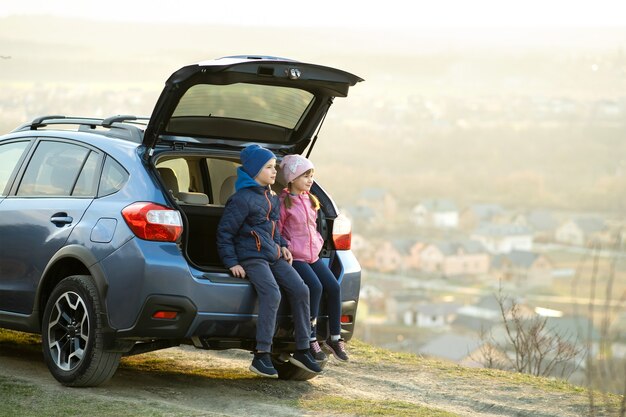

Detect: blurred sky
[2,0,626,29]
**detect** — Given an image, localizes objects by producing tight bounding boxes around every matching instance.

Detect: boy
[216,144,322,378]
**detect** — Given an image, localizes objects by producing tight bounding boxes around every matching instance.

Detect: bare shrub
[477,287,583,378]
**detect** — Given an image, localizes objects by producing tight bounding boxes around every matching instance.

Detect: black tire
[42,275,121,387]
[272,355,326,381]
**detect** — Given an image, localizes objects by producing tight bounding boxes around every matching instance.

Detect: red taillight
[152,311,178,320]
[340,315,353,324]
[332,213,352,250]
[122,202,183,242]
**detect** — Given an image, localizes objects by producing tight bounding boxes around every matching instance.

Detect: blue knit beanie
[240,145,276,178]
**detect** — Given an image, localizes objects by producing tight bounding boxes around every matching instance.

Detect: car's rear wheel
[272,354,326,380]
[42,275,121,387]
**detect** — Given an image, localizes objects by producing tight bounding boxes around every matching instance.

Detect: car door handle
[50,214,74,226]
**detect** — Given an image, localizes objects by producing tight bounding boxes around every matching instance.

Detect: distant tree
[476,287,583,378]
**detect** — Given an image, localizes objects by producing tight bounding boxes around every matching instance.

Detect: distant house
[459,203,505,231]
[419,240,490,276]
[412,198,459,229]
[387,296,461,328]
[385,290,430,324]
[410,302,461,328]
[512,209,559,242]
[471,223,533,254]
[554,217,608,247]
[405,240,427,271]
[492,250,553,288]
[394,239,423,272]
[373,240,405,273]
[355,188,398,221]
[374,237,430,271]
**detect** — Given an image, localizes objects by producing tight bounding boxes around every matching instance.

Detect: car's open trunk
[180,204,225,268]
[179,199,332,270]
[155,155,336,270]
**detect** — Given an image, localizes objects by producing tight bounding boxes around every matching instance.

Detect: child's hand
[281,247,293,264]
[230,265,246,278]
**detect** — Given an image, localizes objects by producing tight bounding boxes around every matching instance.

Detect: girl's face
[255,159,277,187]
[290,169,314,194]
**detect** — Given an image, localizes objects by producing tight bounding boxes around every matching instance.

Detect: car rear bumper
[101,239,360,347]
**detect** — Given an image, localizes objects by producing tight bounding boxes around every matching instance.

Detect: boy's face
[255,158,277,187]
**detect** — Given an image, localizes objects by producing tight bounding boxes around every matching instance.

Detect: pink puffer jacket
[278,190,324,263]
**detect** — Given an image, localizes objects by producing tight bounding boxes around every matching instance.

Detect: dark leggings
[292,259,342,337]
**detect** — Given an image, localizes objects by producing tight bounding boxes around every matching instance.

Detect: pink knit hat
[279,154,314,184]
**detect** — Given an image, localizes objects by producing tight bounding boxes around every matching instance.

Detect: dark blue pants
[293,259,342,338]
[241,258,311,352]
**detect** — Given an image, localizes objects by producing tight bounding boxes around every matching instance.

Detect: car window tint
[172,84,314,129]
[72,151,100,196]
[17,141,90,196]
[0,141,29,196]
[98,156,129,197]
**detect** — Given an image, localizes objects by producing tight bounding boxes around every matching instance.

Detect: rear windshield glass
[171,83,314,129]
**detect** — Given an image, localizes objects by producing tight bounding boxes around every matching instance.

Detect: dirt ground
[0,338,619,417]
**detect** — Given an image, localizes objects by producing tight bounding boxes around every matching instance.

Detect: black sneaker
[249,352,279,378]
[324,338,349,361]
[309,340,327,361]
[289,350,322,373]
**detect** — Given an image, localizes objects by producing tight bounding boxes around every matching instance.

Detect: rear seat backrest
[159,166,209,205]
[157,167,180,199]
[219,175,237,205]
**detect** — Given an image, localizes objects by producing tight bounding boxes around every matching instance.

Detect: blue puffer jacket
[217,167,287,268]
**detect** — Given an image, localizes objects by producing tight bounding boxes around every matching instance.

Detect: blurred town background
[1,13,625,391]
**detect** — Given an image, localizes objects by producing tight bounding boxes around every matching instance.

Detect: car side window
[98,156,129,197]
[73,151,101,196]
[17,141,92,197]
[0,141,30,196]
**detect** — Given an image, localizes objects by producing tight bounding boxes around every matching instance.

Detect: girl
[278,154,349,361]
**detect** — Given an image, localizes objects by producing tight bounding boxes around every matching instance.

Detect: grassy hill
[0,329,623,416]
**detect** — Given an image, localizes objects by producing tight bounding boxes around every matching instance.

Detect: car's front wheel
[42,275,121,387]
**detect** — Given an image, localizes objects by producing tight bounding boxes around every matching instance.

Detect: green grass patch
[299,395,459,417]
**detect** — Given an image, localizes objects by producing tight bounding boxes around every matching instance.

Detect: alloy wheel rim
[47,291,90,371]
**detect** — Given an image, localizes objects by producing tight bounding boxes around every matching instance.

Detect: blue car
[0,56,363,386]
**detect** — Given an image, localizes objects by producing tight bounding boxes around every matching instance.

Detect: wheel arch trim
[36,245,110,331]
